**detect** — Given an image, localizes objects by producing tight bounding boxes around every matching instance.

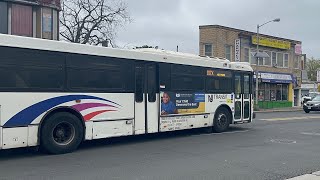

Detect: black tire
[213,107,231,133]
[203,126,214,134]
[304,110,310,113]
[40,112,84,154]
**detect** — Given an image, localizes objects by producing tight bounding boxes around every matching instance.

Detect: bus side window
[135,65,144,102]
[147,64,158,102]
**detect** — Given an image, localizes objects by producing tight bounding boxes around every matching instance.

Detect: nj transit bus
[0,34,253,154]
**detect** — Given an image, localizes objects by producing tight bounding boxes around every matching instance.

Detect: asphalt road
[1,111,320,180]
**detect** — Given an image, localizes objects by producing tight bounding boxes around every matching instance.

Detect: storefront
[199,25,304,109]
[254,72,293,108]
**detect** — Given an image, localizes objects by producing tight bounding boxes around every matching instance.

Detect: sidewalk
[286,171,320,179]
[254,106,303,113]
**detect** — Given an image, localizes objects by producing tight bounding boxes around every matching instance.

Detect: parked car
[301,92,320,104]
[303,95,320,113]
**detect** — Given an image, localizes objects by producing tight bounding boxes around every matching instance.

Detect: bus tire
[40,112,84,154]
[213,107,231,133]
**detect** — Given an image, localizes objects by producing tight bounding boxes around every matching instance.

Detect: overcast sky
[116,0,319,58]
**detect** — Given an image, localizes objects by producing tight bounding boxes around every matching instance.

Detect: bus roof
[0,34,253,72]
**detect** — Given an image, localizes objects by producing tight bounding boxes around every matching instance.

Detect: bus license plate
[308,107,311,109]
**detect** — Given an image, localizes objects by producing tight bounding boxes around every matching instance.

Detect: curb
[254,108,303,113]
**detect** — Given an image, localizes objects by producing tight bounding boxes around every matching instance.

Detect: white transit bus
[0,34,253,154]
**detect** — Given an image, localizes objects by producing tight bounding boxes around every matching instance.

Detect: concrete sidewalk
[254,106,303,113]
[286,171,320,179]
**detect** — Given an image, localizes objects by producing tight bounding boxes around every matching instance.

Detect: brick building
[0,0,60,40]
[199,25,305,108]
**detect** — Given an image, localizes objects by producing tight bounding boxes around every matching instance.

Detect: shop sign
[255,72,293,84]
[295,44,302,55]
[252,36,291,50]
[235,39,240,62]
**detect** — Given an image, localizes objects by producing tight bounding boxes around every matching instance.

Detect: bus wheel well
[215,105,232,124]
[39,107,85,142]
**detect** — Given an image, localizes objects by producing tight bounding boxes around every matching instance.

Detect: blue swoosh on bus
[3,95,121,127]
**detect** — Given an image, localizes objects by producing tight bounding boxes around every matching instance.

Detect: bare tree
[306,57,320,81]
[60,0,130,47]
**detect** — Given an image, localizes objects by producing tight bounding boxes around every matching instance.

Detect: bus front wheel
[213,107,231,133]
[40,112,84,154]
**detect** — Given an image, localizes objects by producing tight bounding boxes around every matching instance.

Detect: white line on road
[301,132,320,136]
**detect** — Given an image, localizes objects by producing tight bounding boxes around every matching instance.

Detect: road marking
[259,116,320,121]
[270,139,296,144]
[301,132,320,136]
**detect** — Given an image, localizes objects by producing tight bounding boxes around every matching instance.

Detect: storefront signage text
[252,36,291,50]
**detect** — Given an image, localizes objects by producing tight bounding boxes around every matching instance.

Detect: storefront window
[258,82,264,101]
[276,84,282,101]
[282,84,288,101]
[270,84,276,101]
[265,83,270,101]
[255,81,290,102]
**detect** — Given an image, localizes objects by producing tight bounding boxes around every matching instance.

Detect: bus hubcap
[53,122,75,145]
[217,114,227,127]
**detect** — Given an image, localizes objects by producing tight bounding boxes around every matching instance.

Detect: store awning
[254,72,293,84]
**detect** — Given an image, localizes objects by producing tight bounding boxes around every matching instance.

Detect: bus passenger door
[134,62,159,134]
[242,73,251,121]
[234,73,252,122]
[134,63,146,134]
[145,63,159,133]
[234,73,242,122]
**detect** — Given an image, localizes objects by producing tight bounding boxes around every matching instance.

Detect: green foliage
[307,57,320,81]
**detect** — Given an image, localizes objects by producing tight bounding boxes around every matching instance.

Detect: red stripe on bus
[84,110,116,121]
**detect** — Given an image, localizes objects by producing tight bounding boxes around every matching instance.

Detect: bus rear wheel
[40,112,84,154]
[213,107,231,133]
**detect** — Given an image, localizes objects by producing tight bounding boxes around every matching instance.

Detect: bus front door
[234,73,251,122]
[134,62,159,135]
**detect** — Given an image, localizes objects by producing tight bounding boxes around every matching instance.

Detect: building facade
[0,0,60,40]
[199,25,305,108]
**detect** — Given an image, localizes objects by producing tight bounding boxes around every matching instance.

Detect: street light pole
[255,24,260,107]
[255,18,280,109]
